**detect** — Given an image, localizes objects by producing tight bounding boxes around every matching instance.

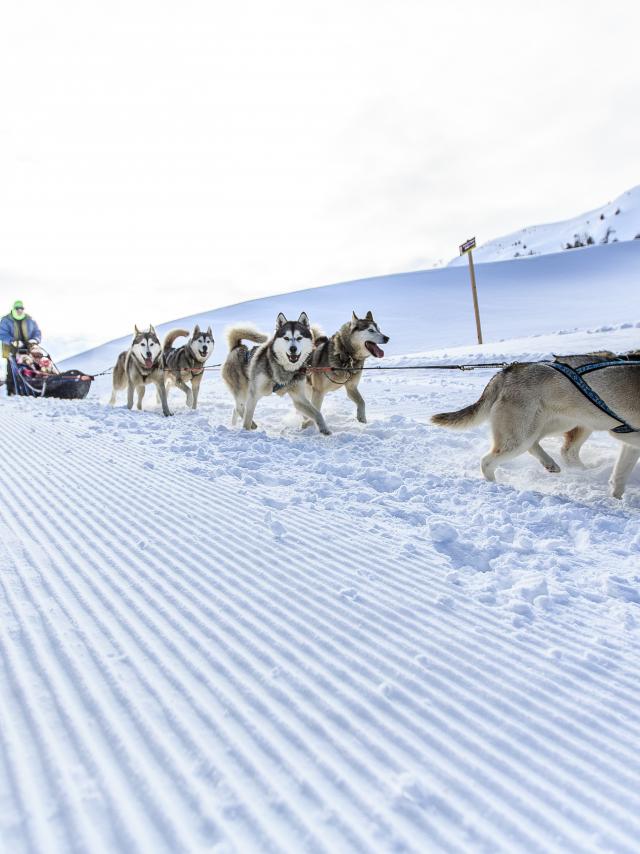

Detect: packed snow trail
[2,329,640,854]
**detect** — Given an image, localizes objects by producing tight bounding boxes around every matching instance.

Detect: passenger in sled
[14,344,58,376]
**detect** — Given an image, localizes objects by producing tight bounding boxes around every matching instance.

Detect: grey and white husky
[109,325,172,417]
[431,353,640,498]
[163,325,214,409]
[306,311,389,424]
[222,312,330,434]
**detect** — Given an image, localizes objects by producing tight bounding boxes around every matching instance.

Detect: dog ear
[365,310,374,321]
[351,310,359,328]
[276,312,287,328]
[134,324,141,334]
[193,324,200,336]
[206,326,213,338]
[149,324,156,335]
[297,312,310,328]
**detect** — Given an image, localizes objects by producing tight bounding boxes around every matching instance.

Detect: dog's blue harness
[546,359,640,434]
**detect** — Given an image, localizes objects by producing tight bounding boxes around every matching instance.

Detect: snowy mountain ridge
[449,185,640,266]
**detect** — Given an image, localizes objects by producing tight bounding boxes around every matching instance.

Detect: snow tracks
[1,395,640,853]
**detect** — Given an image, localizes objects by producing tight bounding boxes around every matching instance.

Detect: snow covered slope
[449,186,640,267]
[3,245,640,852]
[63,239,640,373]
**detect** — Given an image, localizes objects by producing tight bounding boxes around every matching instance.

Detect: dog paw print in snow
[264,510,286,540]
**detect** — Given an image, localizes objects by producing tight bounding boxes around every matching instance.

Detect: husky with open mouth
[109,325,172,416]
[305,311,389,424]
[222,312,330,434]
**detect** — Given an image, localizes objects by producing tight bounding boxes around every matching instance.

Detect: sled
[6,347,93,400]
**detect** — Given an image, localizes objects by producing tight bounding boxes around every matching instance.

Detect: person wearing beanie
[0,301,42,383]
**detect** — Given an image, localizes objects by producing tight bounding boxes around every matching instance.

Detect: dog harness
[546,359,640,434]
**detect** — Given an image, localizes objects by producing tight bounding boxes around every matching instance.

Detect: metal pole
[467,249,483,345]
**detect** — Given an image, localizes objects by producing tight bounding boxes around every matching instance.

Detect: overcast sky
[1,0,639,351]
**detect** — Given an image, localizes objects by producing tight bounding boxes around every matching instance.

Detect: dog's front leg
[127,379,135,410]
[345,380,366,423]
[289,387,331,435]
[609,442,640,499]
[302,385,326,429]
[155,380,173,417]
[190,372,204,409]
[137,385,146,410]
[242,389,260,430]
[174,376,193,407]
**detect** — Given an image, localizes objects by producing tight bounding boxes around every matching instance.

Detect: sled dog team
[109,315,640,498]
[109,311,389,435]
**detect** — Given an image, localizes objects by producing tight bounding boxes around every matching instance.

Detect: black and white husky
[163,325,214,409]
[109,325,172,416]
[306,311,389,424]
[222,312,330,434]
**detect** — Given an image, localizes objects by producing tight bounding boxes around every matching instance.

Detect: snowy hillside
[62,239,640,374]
[449,185,640,266]
[3,243,640,853]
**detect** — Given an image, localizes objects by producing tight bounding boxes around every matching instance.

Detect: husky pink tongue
[365,342,384,358]
[144,357,153,368]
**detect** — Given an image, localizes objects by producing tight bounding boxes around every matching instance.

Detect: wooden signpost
[459,236,483,345]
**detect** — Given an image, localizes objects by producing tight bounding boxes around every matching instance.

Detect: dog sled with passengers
[5,342,93,400]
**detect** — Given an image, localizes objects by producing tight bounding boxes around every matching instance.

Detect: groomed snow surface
[3,248,640,852]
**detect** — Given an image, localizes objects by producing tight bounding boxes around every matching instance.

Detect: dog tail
[431,373,502,430]
[311,324,328,346]
[163,328,189,351]
[225,325,268,350]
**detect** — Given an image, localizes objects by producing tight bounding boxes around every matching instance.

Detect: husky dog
[305,311,389,424]
[431,353,640,498]
[109,325,172,416]
[222,312,330,435]
[163,325,214,409]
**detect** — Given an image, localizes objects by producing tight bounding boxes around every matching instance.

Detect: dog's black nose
[383,336,390,344]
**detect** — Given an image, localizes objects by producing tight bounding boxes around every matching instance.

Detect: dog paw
[357,415,367,424]
[320,428,332,436]
[545,461,561,473]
